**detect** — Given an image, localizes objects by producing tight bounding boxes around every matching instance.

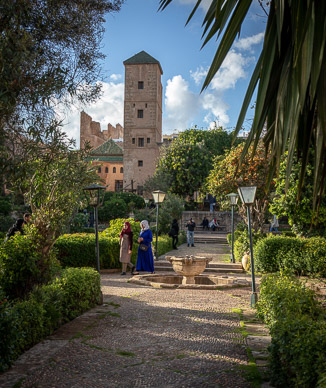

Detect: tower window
[137,109,143,118]
[120,167,123,173]
[98,167,101,173]
[138,138,144,147]
[147,137,151,144]
[132,138,135,144]
[138,160,143,167]
[113,167,116,173]
[145,103,147,108]
[138,81,144,89]
[105,167,108,173]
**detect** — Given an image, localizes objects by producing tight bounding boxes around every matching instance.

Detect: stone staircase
[155,260,244,274]
[194,232,228,244]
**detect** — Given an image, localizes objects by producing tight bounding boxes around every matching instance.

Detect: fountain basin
[128,274,249,289]
[166,255,212,284]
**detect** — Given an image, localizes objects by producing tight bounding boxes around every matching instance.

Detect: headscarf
[140,220,149,230]
[120,221,132,238]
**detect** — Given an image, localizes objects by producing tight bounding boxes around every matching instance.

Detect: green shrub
[55,233,122,269]
[254,235,305,273]
[0,233,60,299]
[233,229,265,263]
[269,315,326,387]
[56,267,101,321]
[256,272,326,386]
[256,273,322,327]
[304,237,326,277]
[0,267,100,372]
[98,198,128,222]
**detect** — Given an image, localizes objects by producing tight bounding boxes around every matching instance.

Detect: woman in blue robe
[133,220,154,274]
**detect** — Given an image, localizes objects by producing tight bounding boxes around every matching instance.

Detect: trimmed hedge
[256,273,326,387]
[55,233,123,269]
[55,230,186,269]
[0,267,101,372]
[254,235,326,276]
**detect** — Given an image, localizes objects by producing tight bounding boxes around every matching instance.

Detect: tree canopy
[0,0,123,191]
[159,0,326,206]
[154,126,237,198]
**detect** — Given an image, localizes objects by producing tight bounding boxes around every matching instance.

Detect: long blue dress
[136,229,154,272]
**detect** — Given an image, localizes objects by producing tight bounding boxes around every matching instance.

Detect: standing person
[208,194,216,214]
[270,215,279,233]
[170,219,179,249]
[186,217,196,247]
[5,219,25,241]
[133,220,154,275]
[119,221,135,275]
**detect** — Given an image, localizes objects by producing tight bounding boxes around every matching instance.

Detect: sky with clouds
[60,0,267,148]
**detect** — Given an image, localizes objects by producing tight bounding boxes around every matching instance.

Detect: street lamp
[227,193,239,263]
[238,186,258,308]
[152,190,166,260]
[83,184,106,272]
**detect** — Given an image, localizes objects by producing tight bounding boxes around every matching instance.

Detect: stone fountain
[166,255,212,285]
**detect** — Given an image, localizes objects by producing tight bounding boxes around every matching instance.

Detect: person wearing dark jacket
[186,218,196,247]
[5,219,25,242]
[170,219,179,249]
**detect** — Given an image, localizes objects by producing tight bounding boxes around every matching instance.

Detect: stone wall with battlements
[80,111,123,149]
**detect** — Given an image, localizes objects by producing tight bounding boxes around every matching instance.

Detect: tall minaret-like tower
[123,51,163,193]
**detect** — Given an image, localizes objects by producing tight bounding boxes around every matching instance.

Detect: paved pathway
[0,242,269,388]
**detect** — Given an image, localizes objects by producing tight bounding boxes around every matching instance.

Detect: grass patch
[176,354,187,359]
[107,302,120,309]
[117,350,136,357]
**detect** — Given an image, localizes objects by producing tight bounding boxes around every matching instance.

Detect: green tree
[159,0,326,204]
[270,153,326,235]
[16,145,97,257]
[0,0,123,191]
[158,194,185,234]
[155,127,236,198]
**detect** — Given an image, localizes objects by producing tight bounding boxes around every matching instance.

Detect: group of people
[5,213,32,242]
[200,217,220,231]
[119,220,155,276]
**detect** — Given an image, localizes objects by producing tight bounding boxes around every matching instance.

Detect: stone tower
[123,51,163,193]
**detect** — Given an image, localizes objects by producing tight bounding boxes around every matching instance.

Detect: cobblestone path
[14,272,254,388]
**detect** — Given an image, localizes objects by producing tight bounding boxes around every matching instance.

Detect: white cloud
[233,32,264,52]
[201,93,229,126]
[190,66,208,85]
[110,73,122,81]
[210,50,250,91]
[164,75,199,132]
[58,81,124,148]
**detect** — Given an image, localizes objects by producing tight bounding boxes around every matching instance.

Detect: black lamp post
[152,190,166,260]
[83,184,106,272]
[238,186,258,308]
[227,193,239,263]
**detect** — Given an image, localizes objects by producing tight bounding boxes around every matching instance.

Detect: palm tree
[159,0,326,206]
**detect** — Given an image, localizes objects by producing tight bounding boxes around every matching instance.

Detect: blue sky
[62,0,267,147]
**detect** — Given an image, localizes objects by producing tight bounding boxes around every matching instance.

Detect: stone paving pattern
[0,241,271,388]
